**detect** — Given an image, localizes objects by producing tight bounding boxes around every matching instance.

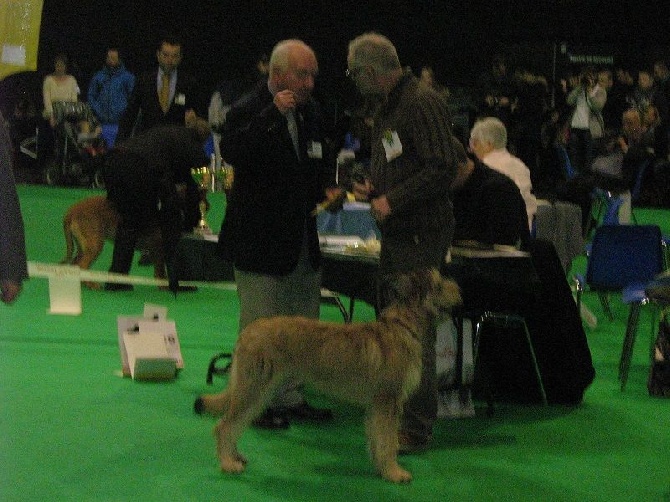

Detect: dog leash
[206,352,233,384]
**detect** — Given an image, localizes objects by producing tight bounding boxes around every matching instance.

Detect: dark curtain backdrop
[34,0,670,114]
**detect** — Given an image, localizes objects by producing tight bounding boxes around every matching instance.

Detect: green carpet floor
[1,185,669,501]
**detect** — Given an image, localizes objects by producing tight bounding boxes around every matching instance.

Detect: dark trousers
[104,151,182,285]
[378,227,452,441]
[568,127,595,174]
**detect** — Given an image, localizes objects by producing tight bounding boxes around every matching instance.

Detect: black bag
[648,317,670,397]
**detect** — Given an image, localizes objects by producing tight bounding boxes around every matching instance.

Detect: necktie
[287,111,300,159]
[159,73,170,113]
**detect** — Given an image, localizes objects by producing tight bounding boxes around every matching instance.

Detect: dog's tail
[194,391,231,416]
[60,211,76,264]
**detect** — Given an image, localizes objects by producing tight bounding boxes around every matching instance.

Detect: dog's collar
[392,315,422,340]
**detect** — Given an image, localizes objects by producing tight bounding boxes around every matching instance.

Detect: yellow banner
[0,0,43,80]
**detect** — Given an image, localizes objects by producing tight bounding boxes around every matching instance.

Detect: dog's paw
[220,456,246,474]
[234,452,248,465]
[381,465,412,484]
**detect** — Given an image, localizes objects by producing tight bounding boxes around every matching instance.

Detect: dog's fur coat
[195,269,461,483]
[60,195,165,288]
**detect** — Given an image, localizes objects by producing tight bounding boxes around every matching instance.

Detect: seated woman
[450,148,530,251]
[445,139,595,405]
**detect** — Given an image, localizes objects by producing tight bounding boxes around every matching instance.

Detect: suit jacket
[105,125,207,236]
[217,81,331,275]
[116,69,203,141]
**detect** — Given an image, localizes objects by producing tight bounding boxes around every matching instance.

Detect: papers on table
[342,201,371,211]
[318,234,365,249]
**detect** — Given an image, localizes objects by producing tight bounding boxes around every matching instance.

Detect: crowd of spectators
[3,45,670,211]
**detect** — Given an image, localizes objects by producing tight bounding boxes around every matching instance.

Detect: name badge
[382,130,402,162]
[307,141,323,159]
[175,93,186,105]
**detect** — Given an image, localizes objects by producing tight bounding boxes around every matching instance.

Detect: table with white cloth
[174,202,381,311]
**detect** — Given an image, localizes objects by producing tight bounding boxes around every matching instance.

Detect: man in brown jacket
[347,32,458,453]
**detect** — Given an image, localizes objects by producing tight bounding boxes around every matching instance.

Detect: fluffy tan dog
[194,268,461,483]
[60,195,165,288]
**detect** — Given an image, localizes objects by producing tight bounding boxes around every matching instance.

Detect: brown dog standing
[195,269,461,483]
[60,195,165,288]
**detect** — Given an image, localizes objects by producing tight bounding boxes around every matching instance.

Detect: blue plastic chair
[576,224,664,320]
[575,225,665,390]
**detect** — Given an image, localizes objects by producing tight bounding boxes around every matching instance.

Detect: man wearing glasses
[347,32,458,454]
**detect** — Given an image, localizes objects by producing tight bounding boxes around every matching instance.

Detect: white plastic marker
[27,262,237,315]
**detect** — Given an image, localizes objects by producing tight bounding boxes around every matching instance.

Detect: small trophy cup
[192,167,212,235]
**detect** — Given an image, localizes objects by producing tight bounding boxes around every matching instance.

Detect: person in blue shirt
[87,48,135,147]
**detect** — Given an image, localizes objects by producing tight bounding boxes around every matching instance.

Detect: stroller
[44,101,107,187]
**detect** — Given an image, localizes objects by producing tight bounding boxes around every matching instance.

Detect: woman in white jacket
[566,66,607,173]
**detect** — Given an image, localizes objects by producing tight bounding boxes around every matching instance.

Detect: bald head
[268,39,318,104]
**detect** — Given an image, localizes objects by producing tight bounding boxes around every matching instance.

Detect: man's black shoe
[104,282,133,291]
[286,402,334,422]
[253,408,290,430]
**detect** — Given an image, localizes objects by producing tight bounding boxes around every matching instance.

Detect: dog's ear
[438,276,463,307]
[380,270,416,306]
[380,268,435,306]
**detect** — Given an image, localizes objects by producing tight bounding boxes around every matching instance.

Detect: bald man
[218,39,334,429]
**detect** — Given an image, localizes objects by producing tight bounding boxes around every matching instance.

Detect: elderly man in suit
[116,36,204,141]
[217,39,335,430]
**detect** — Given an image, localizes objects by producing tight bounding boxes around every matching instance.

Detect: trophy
[191,167,212,235]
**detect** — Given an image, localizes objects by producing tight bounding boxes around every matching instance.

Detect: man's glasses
[345,67,364,79]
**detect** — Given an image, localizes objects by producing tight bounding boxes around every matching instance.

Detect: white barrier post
[28,263,82,315]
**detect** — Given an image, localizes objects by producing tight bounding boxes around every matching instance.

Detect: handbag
[648,316,670,397]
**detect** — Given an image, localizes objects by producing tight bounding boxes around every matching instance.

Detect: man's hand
[274,90,297,114]
[371,195,391,222]
[1,280,21,304]
[184,109,197,126]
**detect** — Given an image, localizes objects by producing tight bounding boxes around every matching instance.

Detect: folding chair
[320,288,350,323]
[471,311,548,414]
[619,274,670,391]
[574,225,665,390]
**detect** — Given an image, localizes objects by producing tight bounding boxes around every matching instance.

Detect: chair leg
[598,292,614,321]
[472,314,494,416]
[320,289,350,323]
[473,312,547,409]
[584,198,602,238]
[574,281,582,316]
[619,302,642,391]
[518,318,548,405]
